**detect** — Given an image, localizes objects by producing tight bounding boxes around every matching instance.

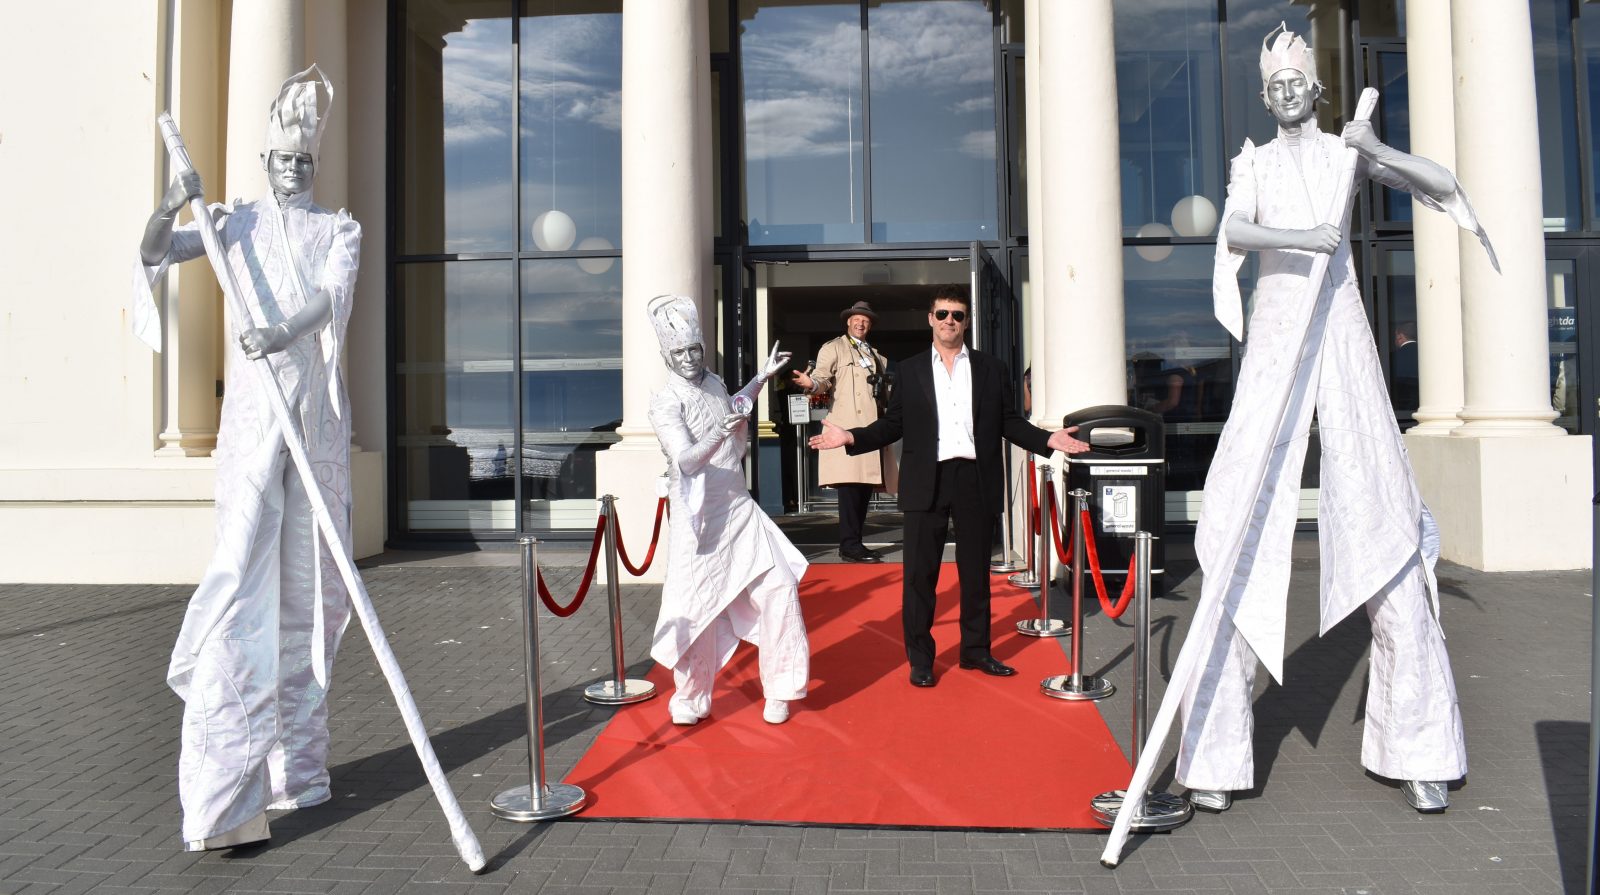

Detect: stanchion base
[990,558,1026,573]
[490,782,587,822]
[584,678,657,705]
[1040,674,1115,701]
[1014,617,1070,638]
[1006,571,1040,589]
[1089,790,1193,833]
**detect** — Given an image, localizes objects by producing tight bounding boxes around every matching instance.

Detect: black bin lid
[1061,404,1164,460]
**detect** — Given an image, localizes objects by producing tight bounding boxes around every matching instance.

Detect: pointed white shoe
[1187,789,1232,813]
[762,699,790,724]
[670,711,701,726]
[1402,780,1448,813]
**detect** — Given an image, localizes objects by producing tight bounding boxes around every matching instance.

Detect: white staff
[155,111,486,873]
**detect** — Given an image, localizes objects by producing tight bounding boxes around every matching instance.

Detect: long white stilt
[1099,90,1379,868]
[156,113,487,873]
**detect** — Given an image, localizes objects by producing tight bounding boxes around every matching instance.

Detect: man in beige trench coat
[791,300,899,562]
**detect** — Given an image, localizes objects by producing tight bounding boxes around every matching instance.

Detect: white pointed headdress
[266,63,334,161]
[1259,22,1320,89]
[648,294,703,352]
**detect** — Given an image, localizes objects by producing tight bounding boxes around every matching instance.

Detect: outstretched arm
[1343,119,1455,201]
[732,340,791,409]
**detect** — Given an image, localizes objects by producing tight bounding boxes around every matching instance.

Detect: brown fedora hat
[839,300,879,323]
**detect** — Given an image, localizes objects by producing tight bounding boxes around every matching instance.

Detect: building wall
[0,1,388,584]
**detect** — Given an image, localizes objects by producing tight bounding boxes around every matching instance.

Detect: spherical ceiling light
[1170,194,1219,237]
[1134,222,1174,262]
[531,209,577,252]
[575,236,615,275]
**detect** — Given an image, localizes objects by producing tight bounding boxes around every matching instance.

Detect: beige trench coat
[810,334,899,491]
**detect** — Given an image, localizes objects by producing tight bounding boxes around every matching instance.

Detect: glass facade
[395,0,623,536]
[1114,1,1224,242]
[739,1,866,245]
[739,0,998,246]
[390,0,1600,541]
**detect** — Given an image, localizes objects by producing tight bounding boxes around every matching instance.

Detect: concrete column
[1450,1,1558,437]
[306,0,348,212]
[1036,0,1126,422]
[1408,0,1591,570]
[595,0,712,582]
[1022,0,1047,426]
[225,0,303,203]
[1403,0,1465,435]
[156,0,225,457]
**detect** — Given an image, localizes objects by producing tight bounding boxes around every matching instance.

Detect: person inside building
[1174,24,1495,816]
[135,64,362,850]
[647,294,812,726]
[790,300,899,563]
[808,286,1089,688]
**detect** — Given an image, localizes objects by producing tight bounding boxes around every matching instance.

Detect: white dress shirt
[931,345,976,461]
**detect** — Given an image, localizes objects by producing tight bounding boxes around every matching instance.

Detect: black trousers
[836,482,872,551]
[901,459,994,671]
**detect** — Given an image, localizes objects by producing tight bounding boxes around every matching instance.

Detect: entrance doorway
[754,257,989,518]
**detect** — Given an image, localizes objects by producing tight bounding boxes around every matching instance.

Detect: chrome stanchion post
[584,496,657,706]
[492,537,587,822]
[991,449,1025,573]
[1016,463,1067,636]
[1091,532,1191,831]
[795,422,809,514]
[1042,487,1114,700]
[1008,457,1040,589]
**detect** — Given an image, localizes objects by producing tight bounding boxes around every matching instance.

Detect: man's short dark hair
[930,285,970,310]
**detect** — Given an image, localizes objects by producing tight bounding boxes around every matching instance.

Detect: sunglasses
[933,309,967,322]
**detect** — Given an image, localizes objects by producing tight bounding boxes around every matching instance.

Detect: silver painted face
[1264,69,1317,127]
[265,150,315,196]
[663,342,705,381]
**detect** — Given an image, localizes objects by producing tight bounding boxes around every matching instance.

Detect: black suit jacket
[847,346,1052,514]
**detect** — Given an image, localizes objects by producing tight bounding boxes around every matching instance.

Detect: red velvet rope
[615,496,669,577]
[1078,508,1138,619]
[535,516,606,617]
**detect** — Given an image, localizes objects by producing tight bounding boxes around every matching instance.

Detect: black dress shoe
[958,656,1017,677]
[909,667,936,687]
[840,547,882,563]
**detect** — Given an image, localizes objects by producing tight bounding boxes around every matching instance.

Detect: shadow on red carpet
[564,562,1130,830]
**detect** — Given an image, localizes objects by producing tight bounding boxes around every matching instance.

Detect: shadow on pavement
[1535,719,1590,895]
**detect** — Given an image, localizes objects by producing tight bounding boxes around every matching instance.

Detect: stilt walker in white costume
[1172,25,1498,817]
[136,65,361,850]
[646,295,812,727]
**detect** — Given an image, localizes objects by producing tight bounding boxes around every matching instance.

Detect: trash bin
[1061,404,1165,582]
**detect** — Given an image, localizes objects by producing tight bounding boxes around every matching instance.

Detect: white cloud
[951,95,993,115]
[744,95,859,161]
[958,129,996,160]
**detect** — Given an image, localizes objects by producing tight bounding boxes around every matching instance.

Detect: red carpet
[564,562,1131,830]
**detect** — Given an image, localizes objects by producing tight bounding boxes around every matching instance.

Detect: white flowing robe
[648,372,811,715]
[1177,122,1469,789]
[135,191,361,843]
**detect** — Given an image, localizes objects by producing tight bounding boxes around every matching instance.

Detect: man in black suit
[809,286,1089,687]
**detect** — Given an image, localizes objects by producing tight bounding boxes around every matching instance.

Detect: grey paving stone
[1,534,1590,894]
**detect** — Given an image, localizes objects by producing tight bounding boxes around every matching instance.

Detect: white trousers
[1176,556,1467,791]
[179,446,346,843]
[667,571,810,719]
